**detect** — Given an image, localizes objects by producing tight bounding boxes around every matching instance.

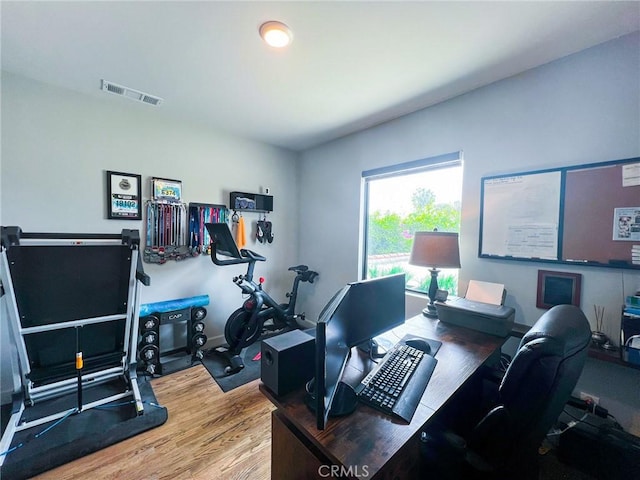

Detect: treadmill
[0,227,150,466]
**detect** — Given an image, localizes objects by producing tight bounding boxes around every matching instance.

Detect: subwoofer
[261,329,314,397]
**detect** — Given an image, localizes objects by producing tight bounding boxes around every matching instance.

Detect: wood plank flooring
[32,365,274,480]
[23,363,592,480]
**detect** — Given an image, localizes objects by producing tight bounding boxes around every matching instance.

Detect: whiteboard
[480,171,562,259]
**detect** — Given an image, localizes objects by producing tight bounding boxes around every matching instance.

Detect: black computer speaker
[261,329,314,396]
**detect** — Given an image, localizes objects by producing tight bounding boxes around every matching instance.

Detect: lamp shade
[409,231,461,269]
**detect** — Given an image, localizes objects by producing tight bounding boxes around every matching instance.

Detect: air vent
[101,80,163,106]
[142,95,161,106]
[104,82,125,95]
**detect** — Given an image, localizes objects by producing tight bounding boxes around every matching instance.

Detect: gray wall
[0,72,301,399]
[298,33,640,433]
[299,32,640,332]
[1,33,639,433]
[1,72,301,325]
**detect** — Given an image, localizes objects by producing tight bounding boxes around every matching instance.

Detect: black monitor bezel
[315,285,350,430]
[344,273,406,348]
[314,273,406,430]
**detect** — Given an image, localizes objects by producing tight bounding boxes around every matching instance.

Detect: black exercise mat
[0,379,167,480]
[201,341,264,392]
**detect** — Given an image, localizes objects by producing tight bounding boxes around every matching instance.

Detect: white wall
[299,32,640,333]
[1,32,639,430]
[0,72,302,399]
[298,33,640,433]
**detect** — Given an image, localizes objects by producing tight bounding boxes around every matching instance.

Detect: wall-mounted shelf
[230,191,273,213]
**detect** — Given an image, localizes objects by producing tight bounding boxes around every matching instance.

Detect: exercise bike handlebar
[210,242,266,266]
[240,249,267,262]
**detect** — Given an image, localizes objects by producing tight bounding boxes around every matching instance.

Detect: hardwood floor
[33,366,274,480]
[23,363,594,480]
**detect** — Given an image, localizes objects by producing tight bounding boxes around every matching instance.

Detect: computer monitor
[314,273,406,430]
[342,273,407,350]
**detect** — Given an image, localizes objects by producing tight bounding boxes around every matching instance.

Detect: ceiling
[2,1,639,152]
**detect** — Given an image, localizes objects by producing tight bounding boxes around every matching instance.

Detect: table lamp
[409,231,461,317]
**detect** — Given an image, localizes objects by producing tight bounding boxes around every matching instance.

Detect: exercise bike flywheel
[225,308,262,349]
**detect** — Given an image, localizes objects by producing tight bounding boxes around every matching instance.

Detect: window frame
[360,151,463,286]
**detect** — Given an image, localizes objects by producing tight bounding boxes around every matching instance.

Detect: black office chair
[421,304,591,480]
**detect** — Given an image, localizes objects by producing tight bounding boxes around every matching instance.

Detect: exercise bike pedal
[210,345,246,375]
[225,355,245,375]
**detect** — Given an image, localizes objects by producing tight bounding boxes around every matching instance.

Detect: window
[362,152,463,295]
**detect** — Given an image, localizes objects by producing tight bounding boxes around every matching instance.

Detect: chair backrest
[469,304,591,474]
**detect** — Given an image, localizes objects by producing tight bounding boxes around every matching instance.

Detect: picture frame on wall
[536,270,582,309]
[151,177,183,203]
[106,170,142,220]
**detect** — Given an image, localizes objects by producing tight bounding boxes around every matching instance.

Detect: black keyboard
[354,342,437,423]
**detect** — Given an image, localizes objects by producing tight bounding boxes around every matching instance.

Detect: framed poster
[107,170,142,220]
[612,207,640,241]
[151,177,182,203]
[536,270,582,309]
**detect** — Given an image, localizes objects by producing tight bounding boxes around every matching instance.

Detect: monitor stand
[304,380,357,418]
[328,382,358,417]
[356,338,392,359]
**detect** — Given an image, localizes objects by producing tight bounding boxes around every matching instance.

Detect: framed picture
[536,270,582,309]
[151,177,182,203]
[107,171,142,220]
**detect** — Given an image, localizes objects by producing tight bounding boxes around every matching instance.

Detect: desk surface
[260,314,505,478]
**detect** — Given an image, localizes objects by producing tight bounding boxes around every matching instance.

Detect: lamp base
[422,303,438,318]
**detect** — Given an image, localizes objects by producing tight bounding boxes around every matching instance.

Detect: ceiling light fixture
[259,21,293,48]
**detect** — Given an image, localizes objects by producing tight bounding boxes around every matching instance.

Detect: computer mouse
[405,338,432,355]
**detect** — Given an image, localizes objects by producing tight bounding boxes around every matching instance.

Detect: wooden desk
[260,315,506,479]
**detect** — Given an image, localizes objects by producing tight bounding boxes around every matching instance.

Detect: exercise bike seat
[288,265,309,273]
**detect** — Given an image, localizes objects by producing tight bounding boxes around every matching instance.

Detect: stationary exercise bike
[205,223,318,375]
